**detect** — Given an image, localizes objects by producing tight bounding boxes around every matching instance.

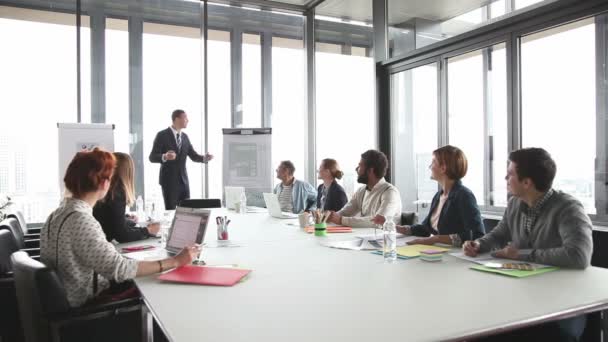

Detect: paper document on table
[449,251,493,262]
[355,233,407,240]
[322,238,380,250]
[396,245,450,258]
[449,251,552,269]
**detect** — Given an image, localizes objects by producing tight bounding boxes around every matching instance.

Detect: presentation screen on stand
[222,128,272,207]
[57,123,115,191]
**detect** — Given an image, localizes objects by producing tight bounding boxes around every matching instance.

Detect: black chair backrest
[11,251,71,342]
[0,229,18,274]
[0,218,24,250]
[179,198,222,208]
[483,218,500,234]
[6,210,28,235]
[401,212,418,226]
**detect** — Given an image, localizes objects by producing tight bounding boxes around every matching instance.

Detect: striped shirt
[278,184,294,213]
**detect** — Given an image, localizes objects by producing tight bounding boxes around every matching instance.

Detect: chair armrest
[49,297,142,323]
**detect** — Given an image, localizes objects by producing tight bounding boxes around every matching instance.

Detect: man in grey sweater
[463,147,593,341]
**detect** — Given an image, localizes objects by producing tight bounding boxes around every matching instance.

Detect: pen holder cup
[217,224,229,240]
[314,223,327,237]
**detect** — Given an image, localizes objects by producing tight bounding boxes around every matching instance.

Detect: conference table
[120,209,608,342]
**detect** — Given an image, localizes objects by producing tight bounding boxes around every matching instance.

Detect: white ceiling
[248,0,498,24]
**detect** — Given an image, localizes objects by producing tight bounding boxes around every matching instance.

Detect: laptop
[125,206,211,260]
[262,193,298,219]
[224,186,245,210]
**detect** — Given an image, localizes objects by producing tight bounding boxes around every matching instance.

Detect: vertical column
[595,14,608,215]
[439,59,448,147]
[305,9,316,184]
[202,1,209,198]
[372,0,387,62]
[482,46,494,206]
[507,33,521,155]
[76,0,82,122]
[231,28,243,127]
[90,11,106,123]
[129,17,144,198]
[262,31,273,127]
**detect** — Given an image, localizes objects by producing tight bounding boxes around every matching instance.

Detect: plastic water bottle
[383,218,397,263]
[239,192,247,214]
[136,195,144,221]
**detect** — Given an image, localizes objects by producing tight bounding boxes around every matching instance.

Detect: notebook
[158,265,251,286]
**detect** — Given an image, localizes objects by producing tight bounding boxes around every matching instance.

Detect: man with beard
[327,150,402,228]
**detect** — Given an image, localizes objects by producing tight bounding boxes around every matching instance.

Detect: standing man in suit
[149,109,214,210]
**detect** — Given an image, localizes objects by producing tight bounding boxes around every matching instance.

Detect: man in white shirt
[327,150,402,228]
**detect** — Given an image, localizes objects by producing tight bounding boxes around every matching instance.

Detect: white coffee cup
[298,212,313,228]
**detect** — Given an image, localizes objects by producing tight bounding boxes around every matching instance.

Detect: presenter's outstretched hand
[205,152,214,161]
[165,150,177,161]
[174,245,202,266]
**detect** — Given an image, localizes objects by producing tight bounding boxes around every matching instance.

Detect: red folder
[304,226,352,234]
[158,265,251,286]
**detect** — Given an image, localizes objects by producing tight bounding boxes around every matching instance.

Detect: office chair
[11,251,144,342]
[401,212,418,226]
[179,198,222,208]
[0,229,24,342]
[6,209,41,238]
[482,218,500,234]
[0,218,40,256]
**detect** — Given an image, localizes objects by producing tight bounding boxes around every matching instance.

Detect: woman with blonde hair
[94,152,160,242]
[316,158,348,212]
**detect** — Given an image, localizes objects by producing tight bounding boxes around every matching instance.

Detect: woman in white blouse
[40,148,199,307]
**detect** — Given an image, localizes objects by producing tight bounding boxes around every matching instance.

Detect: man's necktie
[176,132,182,151]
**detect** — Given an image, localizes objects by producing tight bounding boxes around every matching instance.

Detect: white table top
[124,209,608,342]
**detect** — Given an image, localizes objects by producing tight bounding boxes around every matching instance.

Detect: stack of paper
[449,251,558,278]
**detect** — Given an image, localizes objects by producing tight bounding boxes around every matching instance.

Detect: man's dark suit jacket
[149,127,208,203]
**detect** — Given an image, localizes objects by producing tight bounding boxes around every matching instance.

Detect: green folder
[471,265,558,278]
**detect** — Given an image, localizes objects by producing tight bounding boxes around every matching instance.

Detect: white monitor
[224,186,245,210]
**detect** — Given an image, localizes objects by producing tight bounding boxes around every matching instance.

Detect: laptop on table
[262,193,298,219]
[124,206,211,260]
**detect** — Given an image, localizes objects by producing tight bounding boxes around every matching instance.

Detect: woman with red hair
[40,148,199,307]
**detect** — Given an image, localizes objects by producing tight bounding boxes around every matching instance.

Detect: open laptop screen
[166,207,210,254]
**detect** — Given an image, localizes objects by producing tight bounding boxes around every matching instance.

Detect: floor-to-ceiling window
[0,6,89,222]
[142,22,203,204]
[272,36,306,185]
[315,14,375,197]
[521,18,596,213]
[105,18,130,154]
[447,43,507,207]
[391,63,438,215]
